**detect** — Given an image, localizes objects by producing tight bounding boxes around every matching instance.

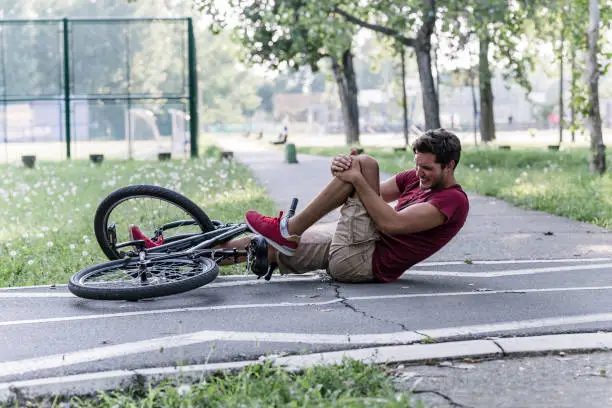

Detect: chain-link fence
[0,17,198,163]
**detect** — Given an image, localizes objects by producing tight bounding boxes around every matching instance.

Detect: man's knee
[357,154,379,173]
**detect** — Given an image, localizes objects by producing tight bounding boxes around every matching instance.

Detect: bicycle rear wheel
[94,185,216,260]
[68,256,219,301]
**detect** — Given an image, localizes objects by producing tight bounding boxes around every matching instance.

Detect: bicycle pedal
[247,235,269,277]
[264,263,278,281]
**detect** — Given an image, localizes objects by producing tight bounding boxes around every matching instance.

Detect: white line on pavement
[1,285,612,326]
[407,262,612,277]
[0,298,345,327]
[2,312,612,378]
[0,293,74,298]
[0,275,321,292]
[1,258,609,292]
[414,257,612,266]
[349,285,612,301]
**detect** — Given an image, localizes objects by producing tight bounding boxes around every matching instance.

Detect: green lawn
[297,146,612,230]
[0,147,276,287]
[31,360,418,408]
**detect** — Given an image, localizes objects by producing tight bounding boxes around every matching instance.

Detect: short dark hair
[412,128,461,170]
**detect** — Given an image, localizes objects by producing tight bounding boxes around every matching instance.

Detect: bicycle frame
[118,221,251,264]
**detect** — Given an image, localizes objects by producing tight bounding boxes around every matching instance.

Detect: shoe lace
[259,211,283,224]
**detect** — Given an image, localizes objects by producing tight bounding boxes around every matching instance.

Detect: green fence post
[187,18,198,158]
[62,18,71,159]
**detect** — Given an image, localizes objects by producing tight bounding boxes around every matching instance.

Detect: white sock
[279,216,292,239]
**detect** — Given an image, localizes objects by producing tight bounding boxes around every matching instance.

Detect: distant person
[508,115,513,126]
[272,125,289,144]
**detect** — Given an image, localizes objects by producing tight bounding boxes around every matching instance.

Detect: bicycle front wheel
[94,185,216,260]
[68,256,219,301]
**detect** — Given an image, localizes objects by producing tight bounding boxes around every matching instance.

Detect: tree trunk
[414,0,440,130]
[478,32,496,142]
[570,45,576,142]
[559,28,564,145]
[586,0,606,174]
[331,50,360,145]
[400,47,409,146]
[469,69,478,146]
[415,43,440,130]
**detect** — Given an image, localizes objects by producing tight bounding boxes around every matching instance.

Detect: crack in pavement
[490,339,507,355]
[411,389,472,408]
[330,282,410,332]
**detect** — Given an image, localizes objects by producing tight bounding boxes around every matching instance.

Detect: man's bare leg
[216,154,379,264]
[288,155,380,235]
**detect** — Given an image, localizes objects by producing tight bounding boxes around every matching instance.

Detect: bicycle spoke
[106,196,204,251]
[78,259,204,289]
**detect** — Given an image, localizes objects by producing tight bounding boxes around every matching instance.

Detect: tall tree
[585,0,605,174]
[333,2,441,130]
[198,0,362,144]
[529,0,609,173]
[441,0,534,142]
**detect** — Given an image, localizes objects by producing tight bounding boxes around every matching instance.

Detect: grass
[0,146,276,287]
[297,146,612,230]
[14,360,417,408]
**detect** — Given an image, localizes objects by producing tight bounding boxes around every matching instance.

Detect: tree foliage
[197,0,362,143]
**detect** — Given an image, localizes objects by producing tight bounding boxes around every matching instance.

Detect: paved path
[1,135,611,406]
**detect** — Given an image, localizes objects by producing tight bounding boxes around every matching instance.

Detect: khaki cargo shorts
[276,197,380,283]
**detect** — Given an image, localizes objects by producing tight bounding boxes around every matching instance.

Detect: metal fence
[0,17,198,162]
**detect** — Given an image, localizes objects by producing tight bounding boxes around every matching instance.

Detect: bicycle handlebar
[287,198,298,218]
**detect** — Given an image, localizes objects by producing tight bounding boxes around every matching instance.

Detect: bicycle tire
[94,184,216,260]
[68,256,219,301]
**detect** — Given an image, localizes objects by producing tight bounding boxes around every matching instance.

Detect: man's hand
[333,157,362,183]
[330,154,353,175]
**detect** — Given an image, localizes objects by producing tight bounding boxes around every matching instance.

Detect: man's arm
[351,176,446,234]
[335,161,445,235]
[380,176,401,203]
[332,154,400,203]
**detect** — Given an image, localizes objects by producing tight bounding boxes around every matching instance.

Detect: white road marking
[415,257,612,266]
[1,258,609,292]
[0,299,343,327]
[0,275,321,295]
[349,286,612,301]
[0,293,74,298]
[420,314,612,338]
[2,312,612,378]
[2,260,611,298]
[407,262,612,277]
[1,285,612,326]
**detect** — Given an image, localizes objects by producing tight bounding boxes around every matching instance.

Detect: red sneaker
[128,224,163,249]
[245,210,298,256]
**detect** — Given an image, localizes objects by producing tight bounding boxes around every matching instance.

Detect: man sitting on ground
[226,128,469,283]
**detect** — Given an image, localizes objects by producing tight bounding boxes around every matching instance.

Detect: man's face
[415,152,445,190]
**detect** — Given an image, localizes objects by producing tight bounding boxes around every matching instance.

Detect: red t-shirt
[372,170,469,282]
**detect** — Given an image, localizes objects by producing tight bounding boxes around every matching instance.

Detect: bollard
[21,155,36,168]
[89,154,104,165]
[285,143,298,164]
[220,151,234,161]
